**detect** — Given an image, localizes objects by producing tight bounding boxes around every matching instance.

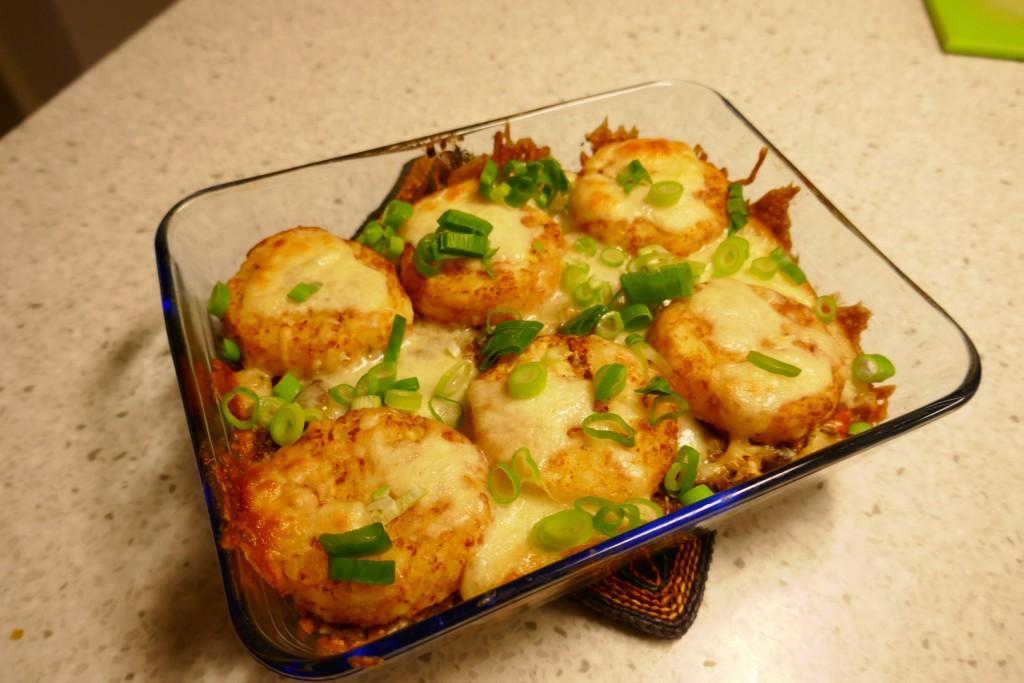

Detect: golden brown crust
[581,118,640,164]
[749,185,800,251]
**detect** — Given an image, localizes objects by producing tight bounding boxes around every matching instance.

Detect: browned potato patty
[223,408,491,627]
[649,279,846,444]
[222,227,413,378]
[569,138,728,257]
[397,180,563,326]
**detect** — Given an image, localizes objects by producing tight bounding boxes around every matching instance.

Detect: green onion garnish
[711,236,750,278]
[572,280,601,307]
[350,395,382,410]
[384,389,422,412]
[561,263,590,292]
[383,314,407,364]
[303,407,324,423]
[599,246,626,267]
[627,339,673,377]
[620,263,693,305]
[219,386,258,430]
[664,445,699,495]
[319,522,393,557]
[434,359,474,399]
[813,295,838,324]
[356,221,386,248]
[413,234,443,277]
[595,310,624,340]
[530,509,594,551]
[383,235,405,260]
[558,305,607,336]
[371,485,390,500]
[287,281,323,303]
[269,401,305,446]
[637,376,673,395]
[852,353,895,383]
[207,281,231,318]
[617,159,652,194]
[255,395,285,428]
[679,484,714,506]
[645,180,684,208]
[273,372,302,402]
[621,303,653,331]
[746,351,802,377]
[848,421,872,435]
[437,209,493,236]
[511,447,547,494]
[436,231,489,258]
[485,307,522,334]
[328,383,357,407]
[488,463,521,504]
[770,248,806,285]
[625,497,664,521]
[508,361,547,400]
[390,377,420,392]
[428,396,463,428]
[356,361,397,396]
[748,256,777,280]
[478,158,499,199]
[582,412,637,447]
[593,363,627,402]
[328,557,396,584]
[627,245,673,274]
[726,182,748,234]
[649,392,689,425]
[593,502,641,536]
[574,236,598,257]
[218,338,241,362]
[382,199,413,229]
[574,496,613,516]
[479,320,544,371]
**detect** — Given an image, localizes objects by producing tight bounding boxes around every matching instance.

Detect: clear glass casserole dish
[155,80,980,679]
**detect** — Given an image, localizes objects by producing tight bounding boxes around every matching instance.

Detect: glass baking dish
[155,80,980,679]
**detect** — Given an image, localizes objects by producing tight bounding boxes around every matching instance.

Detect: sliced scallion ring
[485,307,522,334]
[508,361,547,400]
[511,447,547,494]
[599,246,626,266]
[582,412,637,447]
[350,395,382,410]
[219,386,259,430]
[218,338,241,363]
[593,363,627,402]
[848,421,872,435]
[595,310,624,340]
[273,371,302,402]
[711,235,750,278]
[561,262,590,291]
[852,353,896,383]
[672,445,700,496]
[434,359,474,399]
[624,498,664,523]
[574,496,613,517]
[770,248,807,285]
[207,281,231,317]
[645,180,684,207]
[593,503,641,536]
[384,389,422,412]
[572,280,600,307]
[679,484,714,506]
[319,522,393,558]
[255,395,285,428]
[328,557,396,584]
[427,396,463,428]
[746,351,802,377]
[649,392,689,425]
[269,401,305,446]
[748,256,777,280]
[621,303,653,331]
[814,295,838,324]
[328,383,357,407]
[530,509,594,551]
[574,236,599,257]
[488,463,521,504]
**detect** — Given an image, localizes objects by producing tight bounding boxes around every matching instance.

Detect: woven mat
[573,531,715,639]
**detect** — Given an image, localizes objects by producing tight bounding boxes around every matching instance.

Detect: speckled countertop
[1,1,1021,680]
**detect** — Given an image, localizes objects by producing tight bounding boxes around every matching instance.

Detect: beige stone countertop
[1,0,1021,680]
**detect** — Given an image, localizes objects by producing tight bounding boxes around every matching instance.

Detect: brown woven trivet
[573,531,715,638]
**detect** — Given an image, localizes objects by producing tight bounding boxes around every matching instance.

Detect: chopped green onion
[645,180,684,208]
[596,280,614,306]
[627,245,673,273]
[485,307,522,334]
[559,305,607,336]
[770,248,806,285]
[320,522,393,558]
[582,412,637,447]
[479,319,544,371]
[390,377,420,392]
[350,395,382,410]
[620,263,693,305]
[434,359,474,399]
[665,445,699,495]
[207,281,231,317]
[304,407,325,423]
[428,396,463,428]
[371,485,390,500]
[574,496,613,516]
[625,497,664,522]
[574,236,598,257]
[356,361,397,396]
[572,280,600,307]
[508,361,547,399]
[687,260,707,279]
[328,383,357,407]
[530,509,594,551]
[679,484,714,506]
[511,447,547,493]
[726,182,748,234]
[599,246,626,267]
[636,376,673,395]
[218,338,241,362]
[413,234,443,277]
[595,310,624,340]
[627,340,673,377]
[479,158,499,199]
[488,462,521,504]
[746,351,802,377]
[593,363,627,402]
[748,256,777,280]
[269,401,305,446]
[383,314,407,363]
[383,235,405,260]
[287,281,323,303]
[436,231,489,257]
[437,209,493,236]
[328,557,395,584]
[663,462,686,494]
[593,503,641,536]
[255,395,285,428]
[273,372,302,402]
[356,221,385,248]
[848,421,872,435]
[384,389,422,412]
[649,392,689,425]
[814,295,838,324]
[711,236,750,278]
[621,303,653,331]
[219,386,258,430]
[562,263,590,291]
[382,199,413,229]
[852,353,896,383]
[617,159,652,194]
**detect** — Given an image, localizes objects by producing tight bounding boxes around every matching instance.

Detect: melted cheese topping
[399,181,538,266]
[244,237,390,315]
[691,279,841,415]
